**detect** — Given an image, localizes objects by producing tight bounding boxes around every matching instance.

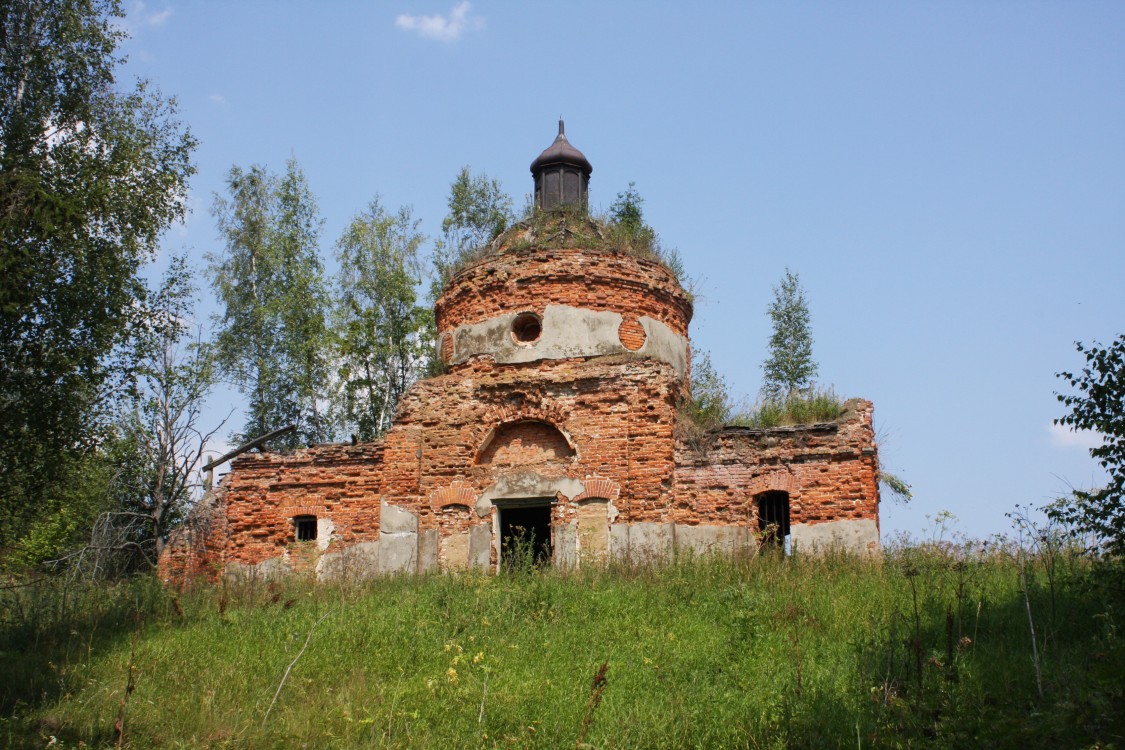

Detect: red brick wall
[435,247,693,339]
[395,357,681,526]
[159,236,880,580]
[672,400,880,530]
[477,420,576,466]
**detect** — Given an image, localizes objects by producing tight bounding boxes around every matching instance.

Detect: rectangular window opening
[756,491,791,551]
[294,515,317,542]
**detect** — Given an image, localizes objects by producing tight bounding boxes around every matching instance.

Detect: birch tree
[209,159,331,448]
[335,198,431,440]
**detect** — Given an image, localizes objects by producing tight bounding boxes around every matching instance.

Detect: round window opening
[512,312,542,344]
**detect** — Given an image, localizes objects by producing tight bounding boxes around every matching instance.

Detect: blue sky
[119,1,1124,541]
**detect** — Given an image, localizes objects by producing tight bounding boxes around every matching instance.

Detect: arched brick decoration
[618,317,647,351]
[573,477,621,503]
[428,482,478,511]
[487,402,568,430]
[282,505,326,517]
[477,420,576,466]
[472,403,575,459]
[440,332,454,364]
[747,470,798,497]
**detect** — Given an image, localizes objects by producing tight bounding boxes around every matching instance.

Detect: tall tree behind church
[428,167,514,301]
[209,160,331,448]
[335,199,431,440]
[761,269,818,401]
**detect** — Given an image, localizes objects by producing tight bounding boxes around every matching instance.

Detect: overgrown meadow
[2,541,1123,749]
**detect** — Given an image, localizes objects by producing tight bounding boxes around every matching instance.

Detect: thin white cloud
[209,93,227,106]
[1047,422,1104,450]
[125,0,173,28]
[395,1,483,42]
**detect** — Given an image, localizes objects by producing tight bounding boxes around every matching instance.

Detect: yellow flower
[473,652,484,664]
[447,667,458,685]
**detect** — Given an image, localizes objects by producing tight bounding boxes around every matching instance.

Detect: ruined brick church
[160,123,881,583]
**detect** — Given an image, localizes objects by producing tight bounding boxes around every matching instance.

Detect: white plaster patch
[790,518,880,553]
[449,304,687,377]
[475,472,587,517]
[315,517,335,551]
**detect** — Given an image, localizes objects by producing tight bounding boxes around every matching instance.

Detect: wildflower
[447,667,459,685]
[473,652,484,664]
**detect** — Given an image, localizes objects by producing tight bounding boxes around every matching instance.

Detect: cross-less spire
[530,119,592,210]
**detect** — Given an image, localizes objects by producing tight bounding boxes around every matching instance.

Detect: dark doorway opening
[756,491,791,549]
[499,503,553,569]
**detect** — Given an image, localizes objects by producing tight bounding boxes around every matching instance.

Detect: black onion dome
[530,120,592,175]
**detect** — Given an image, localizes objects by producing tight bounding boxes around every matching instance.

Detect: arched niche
[475,420,577,466]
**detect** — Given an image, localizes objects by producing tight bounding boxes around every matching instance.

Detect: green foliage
[2,547,1123,748]
[8,450,120,568]
[605,183,690,295]
[430,180,694,301]
[335,198,432,440]
[682,349,733,431]
[209,159,332,448]
[880,471,914,503]
[0,0,196,548]
[1052,335,1125,555]
[761,269,818,401]
[608,182,657,250]
[733,387,845,428]
[429,166,514,299]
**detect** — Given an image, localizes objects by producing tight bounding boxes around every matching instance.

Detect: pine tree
[761,269,818,401]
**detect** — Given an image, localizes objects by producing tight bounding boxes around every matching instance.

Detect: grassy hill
[2,545,1123,748]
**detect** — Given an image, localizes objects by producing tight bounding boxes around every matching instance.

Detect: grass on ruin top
[2,547,1124,748]
[444,205,693,299]
[730,388,848,429]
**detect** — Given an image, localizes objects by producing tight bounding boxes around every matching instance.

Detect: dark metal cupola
[530,119,592,211]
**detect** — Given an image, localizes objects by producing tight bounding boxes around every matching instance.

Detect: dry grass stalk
[576,660,609,747]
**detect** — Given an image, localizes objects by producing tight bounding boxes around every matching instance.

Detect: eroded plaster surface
[790,518,880,553]
[450,304,688,377]
[475,472,587,517]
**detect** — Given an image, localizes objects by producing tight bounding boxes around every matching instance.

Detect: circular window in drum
[511,312,542,344]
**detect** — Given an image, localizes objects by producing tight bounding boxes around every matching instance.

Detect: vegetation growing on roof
[435,187,693,299]
[730,388,847,429]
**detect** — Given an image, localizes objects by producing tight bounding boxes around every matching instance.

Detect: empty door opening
[499,503,553,569]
